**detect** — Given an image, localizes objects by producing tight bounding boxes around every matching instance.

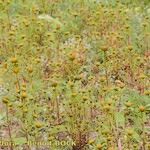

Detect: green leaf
[0,114,4,121]
[13,137,26,145]
[115,112,125,127]
[38,15,63,26]
[133,132,140,142]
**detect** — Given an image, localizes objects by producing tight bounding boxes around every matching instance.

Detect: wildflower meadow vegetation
[0,0,150,150]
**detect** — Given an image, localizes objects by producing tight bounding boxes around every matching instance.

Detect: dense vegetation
[0,0,150,150]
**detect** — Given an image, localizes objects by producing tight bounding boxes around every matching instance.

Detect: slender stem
[6,9,11,29]
[142,113,146,150]
[55,90,60,124]
[6,105,13,150]
[56,97,60,124]
[24,127,31,150]
[41,0,46,13]
[104,51,109,86]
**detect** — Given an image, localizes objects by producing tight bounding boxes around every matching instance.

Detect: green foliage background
[0,0,149,150]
